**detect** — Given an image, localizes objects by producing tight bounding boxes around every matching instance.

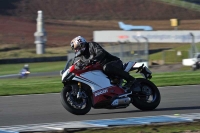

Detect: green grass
[0,61,66,76]
[78,122,200,133]
[0,76,62,96]
[0,46,70,59]
[0,70,200,96]
[155,0,200,12]
[149,71,200,86]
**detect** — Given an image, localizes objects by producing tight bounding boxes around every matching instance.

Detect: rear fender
[140,66,152,79]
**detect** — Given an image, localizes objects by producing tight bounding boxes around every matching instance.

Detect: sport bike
[60,58,161,115]
[18,69,30,79]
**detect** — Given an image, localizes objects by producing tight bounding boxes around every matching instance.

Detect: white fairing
[124,61,136,72]
[73,70,112,92]
[61,68,70,81]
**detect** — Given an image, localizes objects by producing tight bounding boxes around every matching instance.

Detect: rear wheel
[131,78,161,111]
[60,85,92,115]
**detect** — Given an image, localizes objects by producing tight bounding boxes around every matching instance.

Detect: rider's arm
[74,57,85,70]
[90,42,106,62]
[75,61,84,70]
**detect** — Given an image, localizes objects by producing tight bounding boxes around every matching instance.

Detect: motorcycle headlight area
[62,69,74,81]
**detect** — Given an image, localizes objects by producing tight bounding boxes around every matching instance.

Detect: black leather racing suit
[75,42,134,83]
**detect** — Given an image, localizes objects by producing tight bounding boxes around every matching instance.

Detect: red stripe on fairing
[77,75,102,87]
[69,63,103,76]
[118,35,129,39]
[93,86,125,105]
[79,76,92,82]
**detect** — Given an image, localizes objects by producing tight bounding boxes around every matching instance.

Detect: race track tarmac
[0,85,200,126]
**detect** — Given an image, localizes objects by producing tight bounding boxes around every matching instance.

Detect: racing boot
[111,68,137,91]
[123,76,141,93]
[123,76,136,89]
[124,77,142,93]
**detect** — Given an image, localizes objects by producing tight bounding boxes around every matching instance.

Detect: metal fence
[67,41,200,66]
[101,41,148,64]
[159,50,189,64]
[150,42,200,65]
[67,41,148,64]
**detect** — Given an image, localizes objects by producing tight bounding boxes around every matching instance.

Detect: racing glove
[84,59,97,66]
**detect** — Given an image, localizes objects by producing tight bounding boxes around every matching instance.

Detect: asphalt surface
[0,85,200,126]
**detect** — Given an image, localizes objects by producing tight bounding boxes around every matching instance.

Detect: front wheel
[131,78,161,111]
[60,85,92,115]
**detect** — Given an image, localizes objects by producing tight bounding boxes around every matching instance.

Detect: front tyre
[60,85,91,115]
[131,78,161,111]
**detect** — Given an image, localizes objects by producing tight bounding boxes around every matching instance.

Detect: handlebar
[83,60,98,69]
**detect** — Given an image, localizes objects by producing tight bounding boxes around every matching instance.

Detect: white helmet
[24,64,29,68]
[70,36,86,50]
[70,36,87,57]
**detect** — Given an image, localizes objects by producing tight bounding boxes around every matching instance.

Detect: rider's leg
[103,60,135,88]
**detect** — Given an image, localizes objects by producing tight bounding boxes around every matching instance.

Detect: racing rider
[70,36,136,89]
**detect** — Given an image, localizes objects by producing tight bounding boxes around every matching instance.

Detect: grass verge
[0,61,66,76]
[0,70,200,96]
[0,76,62,96]
[29,122,200,133]
[0,46,69,59]
[148,70,200,86]
[154,0,200,12]
[76,122,200,133]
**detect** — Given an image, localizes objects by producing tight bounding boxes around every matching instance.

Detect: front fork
[76,82,88,99]
[77,82,82,99]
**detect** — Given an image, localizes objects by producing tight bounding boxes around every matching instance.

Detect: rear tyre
[131,78,161,111]
[60,85,91,115]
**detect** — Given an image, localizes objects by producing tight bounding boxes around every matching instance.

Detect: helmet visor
[74,45,81,53]
[70,42,75,50]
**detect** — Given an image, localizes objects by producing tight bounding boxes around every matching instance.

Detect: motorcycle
[192,53,200,71]
[60,58,161,115]
[18,69,30,79]
[192,61,200,71]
